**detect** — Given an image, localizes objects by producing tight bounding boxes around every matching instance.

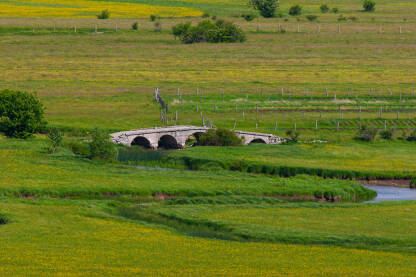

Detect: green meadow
[1,0,416,275]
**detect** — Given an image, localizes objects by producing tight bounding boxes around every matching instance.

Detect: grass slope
[1,199,415,276]
[0,136,372,200]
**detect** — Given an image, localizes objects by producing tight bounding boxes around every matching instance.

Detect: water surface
[366,185,416,202]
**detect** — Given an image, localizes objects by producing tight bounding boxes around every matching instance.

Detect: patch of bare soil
[358,179,411,188]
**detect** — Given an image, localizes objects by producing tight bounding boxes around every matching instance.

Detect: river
[366,185,416,202]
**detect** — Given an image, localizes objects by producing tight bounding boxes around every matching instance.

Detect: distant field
[0,0,202,18]
[171,141,416,177]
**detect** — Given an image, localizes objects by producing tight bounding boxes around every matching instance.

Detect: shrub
[380,129,393,140]
[150,15,157,21]
[356,125,378,142]
[202,12,210,18]
[320,4,329,13]
[89,128,117,161]
[337,15,347,21]
[407,129,416,141]
[97,10,110,19]
[154,21,162,32]
[172,20,246,44]
[410,178,416,189]
[0,89,45,138]
[65,140,90,157]
[48,128,63,153]
[331,7,339,13]
[289,5,302,16]
[363,0,376,12]
[249,0,279,18]
[285,129,299,143]
[241,13,257,21]
[197,128,243,146]
[211,15,217,20]
[132,22,139,30]
[348,16,358,21]
[306,15,318,21]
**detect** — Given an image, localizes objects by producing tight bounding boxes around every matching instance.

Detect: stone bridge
[110,125,283,149]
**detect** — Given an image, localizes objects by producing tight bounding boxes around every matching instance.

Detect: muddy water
[366,185,416,202]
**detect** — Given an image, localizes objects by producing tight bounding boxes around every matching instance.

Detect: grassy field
[0,199,415,276]
[169,141,416,178]
[1,0,416,275]
[0,135,375,200]
[0,16,415,133]
[132,201,416,253]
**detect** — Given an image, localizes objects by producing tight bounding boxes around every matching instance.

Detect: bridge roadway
[111,125,283,149]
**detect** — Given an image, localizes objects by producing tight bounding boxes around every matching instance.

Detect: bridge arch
[131,136,152,148]
[249,138,266,144]
[158,135,179,149]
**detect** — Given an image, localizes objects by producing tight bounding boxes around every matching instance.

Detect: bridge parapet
[111,126,283,149]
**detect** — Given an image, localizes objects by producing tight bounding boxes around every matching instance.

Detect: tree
[320,4,330,13]
[172,20,246,44]
[0,89,45,138]
[249,0,279,18]
[289,5,302,16]
[48,128,63,153]
[197,128,243,146]
[363,0,375,12]
[89,128,117,161]
[97,10,110,19]
[356,125,378,142]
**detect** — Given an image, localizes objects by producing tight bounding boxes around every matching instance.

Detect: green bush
[289,5,302,16]
[363,0,376,12]
[202,12,210,18]
[306,15,318,21]
[65,140,90,157]
[150,15,157,21]
[356,125,378,142]
[331,7,339,13]
[97,10,110,19]
[249,0,279,18]
[407,129,416,141]
[410,178,416,189]
[285,129,299,143]
[197,128,243,146]
[132,22,139,30]
[0,89,45,138]
[89,128,117,161]
[380,129,393,140]
[320,4,329,13]
[154,21,162,32]
[172,20,246,44]
[337,15,347,21]
[241,13,257,21]
[48,128,63,153]
[348,16,358,21]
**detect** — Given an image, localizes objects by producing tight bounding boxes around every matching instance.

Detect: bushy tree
[289,5,302,16]
[89,128,117,161]
[172,20,246,44]
[286,129,299,143]
[320,4,330,13]
[197,128,243,146]
[0,89,45,138]
[48,128,63,153]
[132,22,139,30]
[380,129,393,140]
[241,13,257,21]
[363,0,376,12]
[249,0,279,18]
[407,129,416,141]
[356,125,378,142]
[97,10,110,19]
